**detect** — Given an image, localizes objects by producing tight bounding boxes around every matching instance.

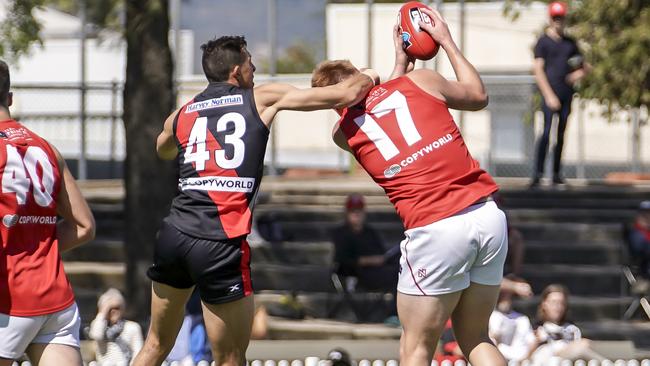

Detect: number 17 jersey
[338,76,498,230]
[167,82,269,240]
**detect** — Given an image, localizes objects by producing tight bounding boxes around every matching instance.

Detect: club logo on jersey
[2,214,19,228]
[185,95,244,114]
[384,164,402,179]
[179,176,255,193]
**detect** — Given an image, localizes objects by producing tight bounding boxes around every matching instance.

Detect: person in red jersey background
[0,60,96,366]
[133,36,378,366]
[311,7,508,366]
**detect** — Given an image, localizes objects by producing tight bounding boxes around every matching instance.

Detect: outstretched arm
[409,7,488,111]
[54,146,96,252]
[254,69,378,127]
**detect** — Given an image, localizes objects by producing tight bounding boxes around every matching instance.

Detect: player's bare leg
[132,281,194,366]
[452,282,507,366]
[201,295,255,366]
[25,343,82,366]
[397,291,461,366]
[0,358,15,366]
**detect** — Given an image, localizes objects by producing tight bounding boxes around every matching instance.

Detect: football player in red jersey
[133,36,377,366]
[0,60,96,366]
[312,7,507,366]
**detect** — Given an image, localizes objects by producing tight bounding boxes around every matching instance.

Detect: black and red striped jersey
[166,82,269,240]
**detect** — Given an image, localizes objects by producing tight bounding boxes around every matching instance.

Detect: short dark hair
[201,36,248,82]
[0,60,10,108]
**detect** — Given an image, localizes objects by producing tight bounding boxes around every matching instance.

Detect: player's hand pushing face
[418,7,452,48]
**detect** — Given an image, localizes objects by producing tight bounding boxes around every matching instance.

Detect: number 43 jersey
[338,76,498,230]
[168,83,269,240]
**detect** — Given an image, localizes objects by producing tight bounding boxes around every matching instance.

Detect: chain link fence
[9,76,648,180]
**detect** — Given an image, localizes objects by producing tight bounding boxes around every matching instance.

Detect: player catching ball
[312,6,507,366]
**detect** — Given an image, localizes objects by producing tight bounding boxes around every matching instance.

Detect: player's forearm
[389,59,411,81]
[334,70,377,108]
[57,219,95,252]
[156,139,178,160]
[441,40,487,106]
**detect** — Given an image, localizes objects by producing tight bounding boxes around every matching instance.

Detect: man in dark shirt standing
[531,1,588,187]
[331,194,397,292]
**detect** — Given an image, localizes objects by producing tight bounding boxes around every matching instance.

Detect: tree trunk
[123,0,176,321]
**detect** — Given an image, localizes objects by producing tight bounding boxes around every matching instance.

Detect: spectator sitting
[529,284,604,365]
[489,277,535,362]
[89,288,143,366]
[628,200,650,278]
[331,193,398,292]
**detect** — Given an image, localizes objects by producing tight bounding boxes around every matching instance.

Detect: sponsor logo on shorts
[418,268,427,278]
[179,176,255,193]
[185,95,244,113]
[228,284,241,293]
[2,214,56,228]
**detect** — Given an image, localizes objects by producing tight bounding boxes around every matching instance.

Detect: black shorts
[147,220,253,304]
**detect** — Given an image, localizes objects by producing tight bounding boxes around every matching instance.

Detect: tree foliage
[259,40,319,74]
[0,0,176,319]
[0,0,45,60]
[568,0,650,112]
[505,0,650,112]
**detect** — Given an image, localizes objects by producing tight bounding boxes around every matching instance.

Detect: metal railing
[10,76,648,180]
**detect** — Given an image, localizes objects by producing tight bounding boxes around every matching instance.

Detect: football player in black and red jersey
[132,36,377,366]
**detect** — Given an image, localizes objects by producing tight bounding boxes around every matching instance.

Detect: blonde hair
[311,60,359,87]
[97,288,125,310]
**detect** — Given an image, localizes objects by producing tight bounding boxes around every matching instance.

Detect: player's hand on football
[418,7,453,48]
[393,23,415,71]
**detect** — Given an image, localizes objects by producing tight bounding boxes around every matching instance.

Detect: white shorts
[0,303,81,360]
[398,200,508,296]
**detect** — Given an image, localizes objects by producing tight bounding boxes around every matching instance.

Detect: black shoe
[529,177,541,189]
[552,176,565,185]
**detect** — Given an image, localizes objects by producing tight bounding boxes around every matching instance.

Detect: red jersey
[338,76,498,229]
[0,120,74,316]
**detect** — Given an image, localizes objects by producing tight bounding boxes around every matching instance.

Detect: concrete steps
[65,178,650,344]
